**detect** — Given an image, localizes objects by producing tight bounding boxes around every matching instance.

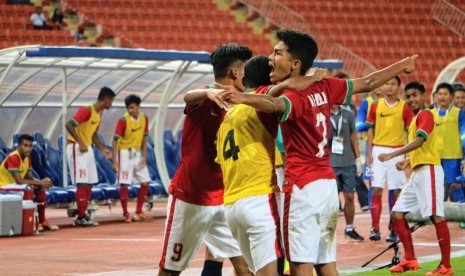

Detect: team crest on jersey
[307,92,328,107]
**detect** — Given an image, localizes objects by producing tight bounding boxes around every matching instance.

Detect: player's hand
[306,67,328,80]
[402,54,418,74]
[112,161,119,173]
[221,89,245,105]
[283,69,327,92]
[366,153,373,167]
[78,142,88,153]
[355,156,364,177]
[395,159,410,171]
[41,177,53,188]
[205,88,229,110]
[378,153,392,162]
[138,157,147,169]
[102,148,112,159]
[461,159,465,176]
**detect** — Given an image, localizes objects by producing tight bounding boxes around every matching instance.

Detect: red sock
[136,184,149,214]
[119,185,129,215]
[35,189,47,223]
[76,185,89,218]
[393,217,415,260]
[371,194,382,231]
[434,220,451,268]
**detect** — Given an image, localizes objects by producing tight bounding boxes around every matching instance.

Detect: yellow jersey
[433,106,462,159]
[367,99,413,147]
[408,108,440,168]
[216,88,279,205]
[114,112,149,150]
[68,104,101,147]
[0,150,31,186]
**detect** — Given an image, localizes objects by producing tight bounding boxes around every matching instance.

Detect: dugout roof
[0,45,343,188]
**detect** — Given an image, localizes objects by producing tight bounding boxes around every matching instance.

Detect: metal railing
[237,0,377,76]
[431,0,465,37]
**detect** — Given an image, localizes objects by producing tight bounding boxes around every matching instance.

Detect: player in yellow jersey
[0,134,58,231]
[112,94,151,223]
[379,81,453,275]
[66,86,115,226]
[366,76,413,242]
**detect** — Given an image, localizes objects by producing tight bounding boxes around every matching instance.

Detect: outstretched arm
[351,55,418,94]
[184,88,229,110]
[221,91,286,114]
[378,136,424,162]
[268,67,328,97]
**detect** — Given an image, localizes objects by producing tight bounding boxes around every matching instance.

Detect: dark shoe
[73,215,99,227]
[369,229,381,241]
[360,205,370,212]
[386,232,399,243]
[345,228,364,242]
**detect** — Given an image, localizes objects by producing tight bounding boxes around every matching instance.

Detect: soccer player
[452,83,465,110]
[220,29,417,276]
[433,83,465,204]
[112,94,151,223]
[366,76,413,242]
[66,86,115,226]
[378,81,453,275]
[329,104,364,241]
[0,134,58,231]
[157,43,252,276]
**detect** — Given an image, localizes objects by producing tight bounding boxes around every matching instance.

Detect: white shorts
[66,144,98,185]
[371,146,407,190]
[393,165,445,218]
[224,194,282,273]
[276,167,284,191]
[117,149,151,184]
[159,196,241,271]
[282,179,339,264]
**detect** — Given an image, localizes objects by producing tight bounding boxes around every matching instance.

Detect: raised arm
[268,67,328,97]
[221,90,286,114]
[184,88,228,110]
[351,55,418,94]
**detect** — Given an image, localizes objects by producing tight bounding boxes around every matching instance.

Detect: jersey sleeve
[366,102,378,127]
[355,99,370,132]
[325,78,353,106]
[279,91,302,122]
[70,106,92,126]
[144,115,149,136]
[416,110,435,141]
[4,154,21,173]
[113,118,126,140]
[403,104,414,129]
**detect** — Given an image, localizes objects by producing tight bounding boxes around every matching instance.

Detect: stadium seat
[146,143,161,181]
[163,129,179,178]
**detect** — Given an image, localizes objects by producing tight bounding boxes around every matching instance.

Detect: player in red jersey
[158,43,252,276]
[220,29,417,276]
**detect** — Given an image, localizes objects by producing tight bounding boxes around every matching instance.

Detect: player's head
[269,29,318,83]
[243,55,272,89]
[404,81,425,112]
[97,86,116,110]
[435,82,453,108]
[452,83,465,109]
[18,134,33,157]
[210,43,252,92]
[382,75,401,97]
[125,94,142,118]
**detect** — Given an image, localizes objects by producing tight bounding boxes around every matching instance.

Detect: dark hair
[124,94,141,107]
[452,82,465,94]
[276,29,318,75]
[394,75,401,86]
[404,81,425,94]
[18,134,33,145]
[98,86,116,101]
[243,55,272,89]
[210,43,252,79]
[435,82,453,95]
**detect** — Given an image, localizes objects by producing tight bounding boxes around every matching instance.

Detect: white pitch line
[414,242,465,247]
[35,237,163,242]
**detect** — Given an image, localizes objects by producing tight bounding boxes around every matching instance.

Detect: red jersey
[279,78,352,192]
[169,99,225,206]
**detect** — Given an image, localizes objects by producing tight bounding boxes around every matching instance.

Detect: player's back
[169,99,225,206]
[279,78,352,190]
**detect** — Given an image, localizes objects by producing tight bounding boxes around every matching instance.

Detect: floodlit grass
[350,257,463,275]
